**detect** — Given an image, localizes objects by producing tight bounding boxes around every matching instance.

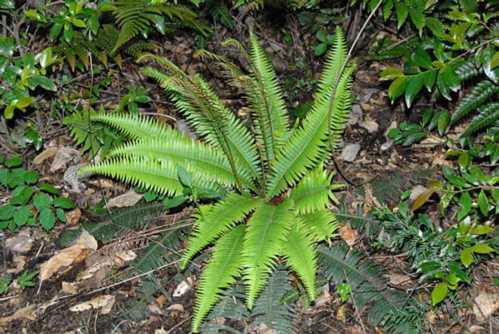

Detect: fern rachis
[77,28,353,332]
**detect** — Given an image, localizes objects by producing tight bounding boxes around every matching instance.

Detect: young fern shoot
[79,27,353,332]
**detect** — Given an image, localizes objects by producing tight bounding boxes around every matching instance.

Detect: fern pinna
[79,27,353,332]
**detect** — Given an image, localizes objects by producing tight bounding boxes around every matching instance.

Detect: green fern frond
[283,222,317,301]
[299,209,337,242]
[456,59,479,81]
[108,138,247,187]
[243,202,293,309]
[79,157,215,196]
[181,194,260,268]
[192,225,246,333]
[112,0,208,52]
[450,79,498,125]
[462,102,499,137]
[132,228,186,273]
[142,61,261,184]
[289,166,333,214]
[247,32,289,162]
[318,244,421,330]
[90,112,181,141]
[314,27,347,103]
[266,29,352,197]
[82,202,167,242]
[252,268,297,334]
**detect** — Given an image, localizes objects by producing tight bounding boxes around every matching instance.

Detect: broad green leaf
[14,206,32,227]
[394,2,408,29]
[10,186,34,205]
[49,22,63,40]
[405,74,424,107]
[457,192,472,220]
[460,247,474,267]
[39,208,56,230]
[472,243,494,254]
[413,46,433,70]
[33,192,52,209]
[431,282,448,305]
[5,156,22,168]
[388,76,407,101]
[426,18,445,38]
[30,75,56,91]
[470,225,494,235]
[0,205,15,221]
[380,67,403,80]
[409,8,425,34]
[53,197,75,209]
[437,111,450,136]
[477,191,489,216]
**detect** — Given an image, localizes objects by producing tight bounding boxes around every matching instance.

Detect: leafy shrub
[0,38,57,119]
[374,1,498,138]
[0,155,76,231]
[77,27,353,331]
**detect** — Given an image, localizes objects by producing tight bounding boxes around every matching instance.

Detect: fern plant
[108,0,209,53]
[78,27,353,332]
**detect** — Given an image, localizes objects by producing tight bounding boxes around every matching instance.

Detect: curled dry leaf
[40,230,97,281]
[70,295,115,315]
[65,208,81,225]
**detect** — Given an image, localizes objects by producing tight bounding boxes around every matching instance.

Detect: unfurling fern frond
[181,194,260,268]
[193,225,246,332]
[450,79,498,125]
[243,202,293,309]
[111,0,209,52]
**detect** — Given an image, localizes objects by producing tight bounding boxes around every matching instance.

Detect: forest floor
[1,11,498,334]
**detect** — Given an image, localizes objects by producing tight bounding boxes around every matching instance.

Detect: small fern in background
[109,0,209,52]
[318,244,423,334]
[450,64,498,137]
[78,27,353,331]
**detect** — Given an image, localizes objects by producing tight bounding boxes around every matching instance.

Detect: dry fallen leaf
[105,190,143,209]
[70,295,115,315]
[65,208,81,225]
[473,291,499,321]
[0,305,37,327]
[339,224,358,247]
[173,277,194,298]
[167,303,184,312]
[62,281,79,294]
[50,147,80,172]
[33,147,58,165]
[40,230,97,281]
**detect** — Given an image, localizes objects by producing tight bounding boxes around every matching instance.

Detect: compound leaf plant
[79,27,353,332]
